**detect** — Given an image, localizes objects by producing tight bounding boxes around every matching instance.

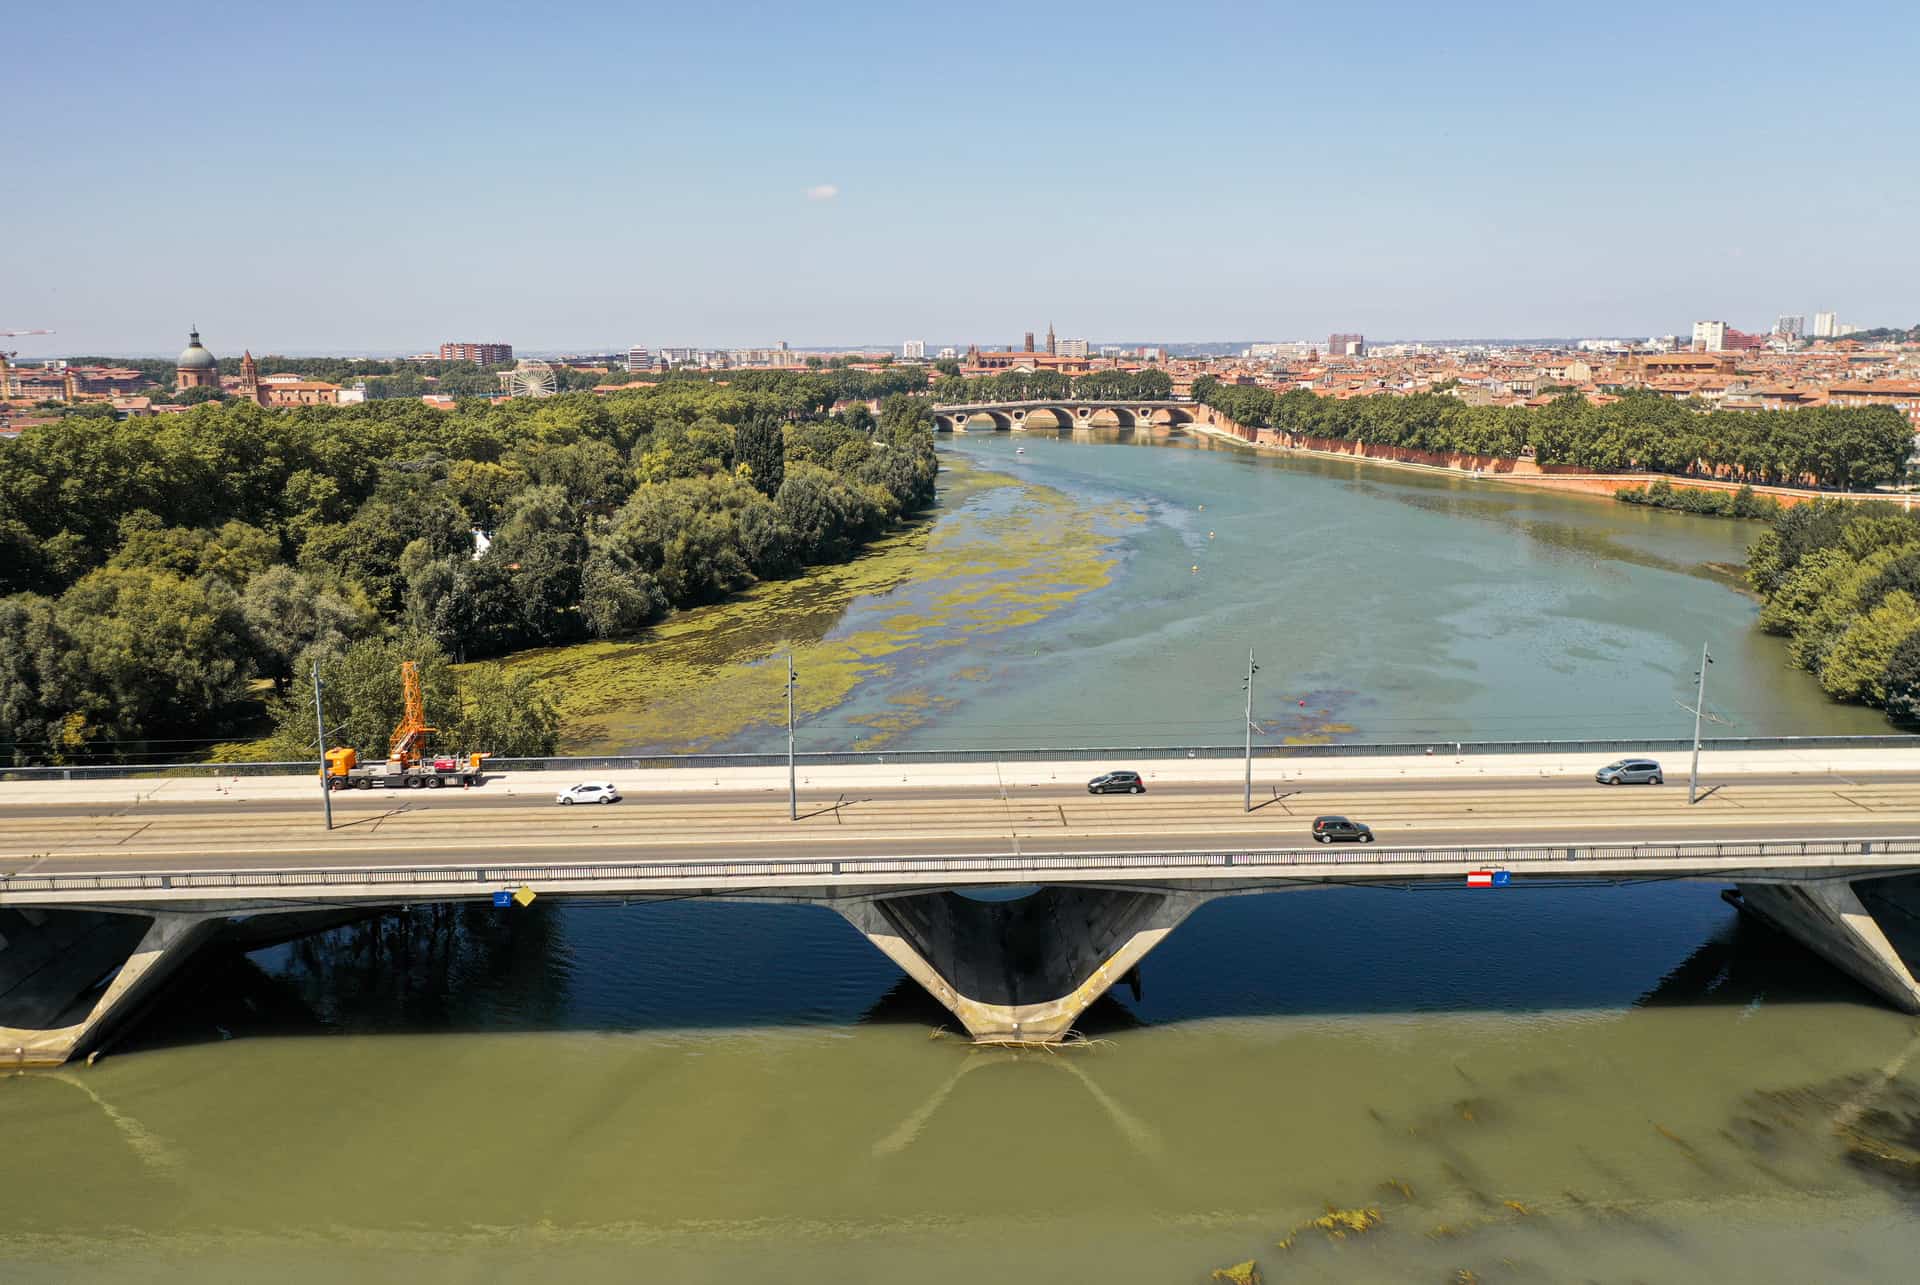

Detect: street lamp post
[312,660,332,831]
[787,652,798,822]
[1243,649,1260,813]
[1689,642,1713,805]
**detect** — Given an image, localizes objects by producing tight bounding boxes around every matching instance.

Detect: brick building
[439,342,513,365]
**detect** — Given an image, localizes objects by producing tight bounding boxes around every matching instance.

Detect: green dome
[177,329,217,370]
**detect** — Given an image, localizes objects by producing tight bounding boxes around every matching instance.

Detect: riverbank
[1182,412,1896,510]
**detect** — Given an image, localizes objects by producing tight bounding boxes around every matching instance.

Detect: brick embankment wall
[1184,406,1866,510]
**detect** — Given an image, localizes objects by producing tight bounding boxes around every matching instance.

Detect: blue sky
[9,0,1916,354]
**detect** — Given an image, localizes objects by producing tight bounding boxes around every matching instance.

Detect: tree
[1820,590,1920,703]
[1881,631,1920,724]
[240,565,376,693]
[488,486,588,647]
[733,414,787,498]
[1785,543,1918,672]
[0,594,69,764]
[447,662,561,756]
[431,557,529,659]
[55,566,255,741]
[109,516,279,589]
[579,547,668,639]
[777,463,871,563]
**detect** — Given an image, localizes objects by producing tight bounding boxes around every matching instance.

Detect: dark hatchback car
[1087,770,1146,795]
[1312,815,1374,844]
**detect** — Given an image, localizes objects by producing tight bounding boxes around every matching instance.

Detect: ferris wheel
[506,358,557,398]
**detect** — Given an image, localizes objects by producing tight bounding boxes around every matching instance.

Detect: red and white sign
[1466,871,1495,888]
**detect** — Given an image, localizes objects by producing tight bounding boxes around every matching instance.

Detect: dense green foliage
[929,369,1173,403]
[627,365,930,403]
[56,354,602,400]
[256,632,559,763]
[1833,325,1919,344]
[1190,380,1913,490]
[1615,480,1782,521]
[0,378,938,762]
[1747,500,1920,720]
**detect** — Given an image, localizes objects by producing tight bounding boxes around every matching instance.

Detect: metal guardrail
[6,835,1919,900]
[5,735,1920,782]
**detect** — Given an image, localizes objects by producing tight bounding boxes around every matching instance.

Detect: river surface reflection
[6,434,1916,1282]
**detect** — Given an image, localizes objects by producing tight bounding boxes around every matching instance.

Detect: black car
[1088,770,1146,795]
[1312,815,1374,843]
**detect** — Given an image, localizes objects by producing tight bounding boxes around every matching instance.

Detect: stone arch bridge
[929,400,1199,432]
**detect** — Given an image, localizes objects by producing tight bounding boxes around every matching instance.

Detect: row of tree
[0,378,939,763]
[1748,501,1920,721]
[1189,380,1914,490]
[927,369,1174,405]
[630,365,931,403]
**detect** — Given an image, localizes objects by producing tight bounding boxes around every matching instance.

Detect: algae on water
[504,454,1129,753]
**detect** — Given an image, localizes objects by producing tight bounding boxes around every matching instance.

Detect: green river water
[5,430,1918,1283]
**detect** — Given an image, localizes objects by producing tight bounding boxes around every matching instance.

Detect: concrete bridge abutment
[834,886,1213,1042]
[0,907,226,1068]
[1734,876,1920,1012]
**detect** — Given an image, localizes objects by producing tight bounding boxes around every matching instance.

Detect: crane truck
[324,661,494,790]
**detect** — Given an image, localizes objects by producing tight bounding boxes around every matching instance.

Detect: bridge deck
[9,752,1920,1060]
[4,753,1920,904]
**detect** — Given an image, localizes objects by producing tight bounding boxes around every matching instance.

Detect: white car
[556,782,621,806]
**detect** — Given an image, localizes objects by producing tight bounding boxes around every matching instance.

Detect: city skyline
[10,0,1918,354]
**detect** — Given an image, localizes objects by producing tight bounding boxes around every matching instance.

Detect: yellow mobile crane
[324,662,492,790]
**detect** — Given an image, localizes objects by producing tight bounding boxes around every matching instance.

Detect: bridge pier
[1734,876,1920,1012]
[0,907,226,1067]
[834,886,1213,1042]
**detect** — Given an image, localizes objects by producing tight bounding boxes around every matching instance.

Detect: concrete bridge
[929,399,1200,432]
[8,745,1920,1064]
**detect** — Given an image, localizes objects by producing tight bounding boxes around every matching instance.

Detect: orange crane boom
[387,661,435,766]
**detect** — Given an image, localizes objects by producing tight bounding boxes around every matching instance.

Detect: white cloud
[805,184,839,202]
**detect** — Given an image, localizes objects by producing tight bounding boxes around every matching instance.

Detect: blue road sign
[492,890,512,908]
[1492,870,1512,887]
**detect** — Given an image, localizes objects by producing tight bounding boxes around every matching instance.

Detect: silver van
[1595,758,1664,785]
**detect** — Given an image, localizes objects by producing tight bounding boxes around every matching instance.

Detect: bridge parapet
[9,834,1920,907]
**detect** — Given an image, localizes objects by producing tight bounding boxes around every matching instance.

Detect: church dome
[177,328,217,370]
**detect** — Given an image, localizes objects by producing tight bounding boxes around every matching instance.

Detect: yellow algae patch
[1277,1205,1384,1250]
[501,454,1129,753]
[1209,1262,1262,1284]
[844,690,959,748]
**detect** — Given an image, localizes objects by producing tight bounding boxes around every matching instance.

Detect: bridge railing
[5,734,1919,781]
[7,835,1920,901]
